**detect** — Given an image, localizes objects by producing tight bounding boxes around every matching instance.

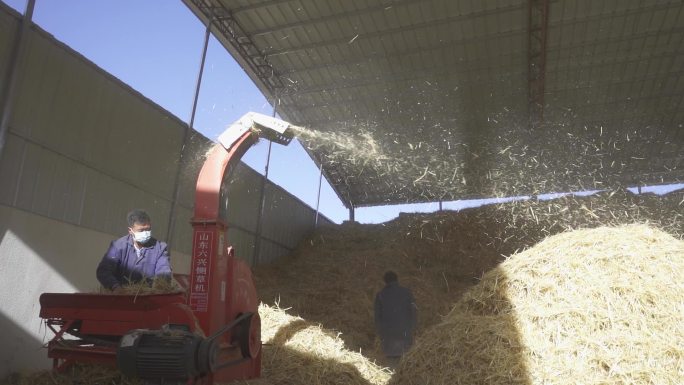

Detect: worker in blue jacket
[374,270,417,367]
[96,209,172,291]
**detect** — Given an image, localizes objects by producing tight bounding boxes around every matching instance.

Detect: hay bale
[391,224,684,385]
[246,303,391,385]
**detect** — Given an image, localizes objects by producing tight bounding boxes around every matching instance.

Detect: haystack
[254,190,683,364]
[391,224,684,385]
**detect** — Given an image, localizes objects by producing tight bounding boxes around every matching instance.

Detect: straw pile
[254,190,683,365]
[97,276,185,295]
[391,224,684,384]
[241,304,391,385]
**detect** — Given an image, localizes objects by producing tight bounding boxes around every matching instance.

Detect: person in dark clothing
[374,270,417,367]
[96,209,172,290]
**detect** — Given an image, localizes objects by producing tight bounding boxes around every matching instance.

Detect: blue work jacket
[96,234,172,290]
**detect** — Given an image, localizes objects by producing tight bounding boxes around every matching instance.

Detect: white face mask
[132,230,152,244]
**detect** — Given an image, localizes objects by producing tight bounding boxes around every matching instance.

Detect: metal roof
[183,0,684,208]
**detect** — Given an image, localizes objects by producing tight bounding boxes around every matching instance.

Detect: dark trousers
[384,355,401,369]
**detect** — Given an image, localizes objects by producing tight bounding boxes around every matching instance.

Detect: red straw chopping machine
[39,113,295,384]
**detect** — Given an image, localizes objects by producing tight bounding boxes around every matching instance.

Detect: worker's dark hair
[127,209,151,227]
[383,270,398,284]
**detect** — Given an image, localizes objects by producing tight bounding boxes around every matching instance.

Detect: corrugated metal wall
[0,4,188,254]
[222,163,333,265]
[0,1,15,85]
[0,4,332,376]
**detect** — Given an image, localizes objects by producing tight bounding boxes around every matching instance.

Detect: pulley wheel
[234,312,261,359]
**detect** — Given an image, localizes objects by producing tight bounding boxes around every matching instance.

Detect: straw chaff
[391,224,684,385]
[97,276,185,295]
[240,304,391,385]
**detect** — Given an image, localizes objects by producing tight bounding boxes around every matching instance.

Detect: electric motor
[117,326,209,382]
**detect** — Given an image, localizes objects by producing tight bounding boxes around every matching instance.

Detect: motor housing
[117,325,209,381]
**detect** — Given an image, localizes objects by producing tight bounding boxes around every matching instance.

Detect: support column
[314,163,323,227]
[166,17,213,247]
[528,0,550,130]
[0,0,36,161]
[349,206,355,222]
[252,94,277,266]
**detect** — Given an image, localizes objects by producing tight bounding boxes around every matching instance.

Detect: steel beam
[278,3,680,78]
[247,0,427,38]
[231,0,293,15]
[252,94,278,266]
[184,0,285,102]
[0,0,36,162]
[166,15,213,247]
[263,4,524,57]
[528,0,550,130]
[315,162,323,227]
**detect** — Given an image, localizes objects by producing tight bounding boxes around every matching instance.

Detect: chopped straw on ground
[239,304,391,385]
[391,224,684,385]
[0,364,140,385]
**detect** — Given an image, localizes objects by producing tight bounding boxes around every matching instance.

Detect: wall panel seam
[7,129,177,204]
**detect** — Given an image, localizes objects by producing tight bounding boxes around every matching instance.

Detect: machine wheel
[233,312,261,359]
